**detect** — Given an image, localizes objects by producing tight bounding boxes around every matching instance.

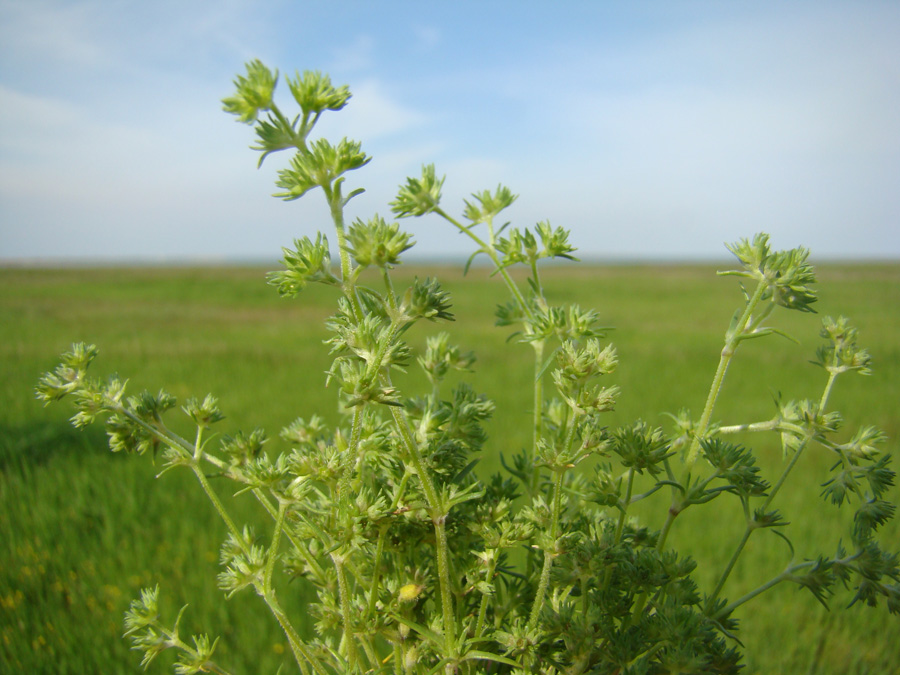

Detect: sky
[1,0,899,264]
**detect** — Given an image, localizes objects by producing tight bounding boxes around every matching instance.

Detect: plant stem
[640,280,772,622]
[264,500,287,594]
[252,488,328,580]
[474,552,498,639]
[381,266,399,310]
[685,279,768,468]
[714,572,788,621]
[602,469,635,592]
[614,468,636,546]
[393,642,403,675]
[629,499,679,623]
[434,207,534,321]
[433,515,456,651]
[528,468,565,630]
[254,502,320,669]
[367,524,389,616]
[193,458,321,671]
[325,183,363,321]
[113,404,194,455]
[190,464,248,556]
[762,435,811,511]
[338,406,363,509]
[267,592,328,675]
[818,370,838,413]
[706,527,753,611]
[706,367,841,611]
[332,552,359,668]
[384,396,457,655]
[717,419,780,435]
[529,340,546,498]
[525,341,546,581]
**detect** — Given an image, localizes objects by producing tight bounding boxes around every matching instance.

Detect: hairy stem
[190,464,248,556]
[254,501,320,671]
[252,488,328,580]
[268,592,328,675]
[685,280,768,468]
[338,406,363,509]
[367,524,389,616]
[528,468,565,630]
[529,340,546,499]
[525,341,546,581]
[718,419,781,435]
[263,500,287,595]
[474,552,498,639]
[384,397,457,654]
[325,183,363,322]
[433,515,456,650]
[332,553,359,668]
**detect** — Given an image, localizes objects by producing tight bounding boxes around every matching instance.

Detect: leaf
[462,250,482,276]
[452,459,480,483]
[737,326,799,344]
[769,528,795,561]
[461,650,524,668]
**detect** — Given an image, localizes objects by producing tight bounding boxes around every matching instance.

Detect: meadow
[1,261,898,673]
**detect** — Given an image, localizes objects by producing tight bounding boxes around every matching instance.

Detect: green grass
[1,262,898,673]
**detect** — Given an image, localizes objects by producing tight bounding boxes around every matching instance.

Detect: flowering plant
[37,61,898,674]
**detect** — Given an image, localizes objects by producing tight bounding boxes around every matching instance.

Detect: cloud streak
[1,1,898,262]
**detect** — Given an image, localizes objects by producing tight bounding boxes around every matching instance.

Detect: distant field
[1,262,898,673]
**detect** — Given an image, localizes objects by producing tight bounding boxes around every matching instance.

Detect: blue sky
[1,0,899,263]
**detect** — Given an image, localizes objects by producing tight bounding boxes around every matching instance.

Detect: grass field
[1,261,898,673]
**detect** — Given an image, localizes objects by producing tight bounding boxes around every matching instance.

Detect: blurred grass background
[1,262,897,673]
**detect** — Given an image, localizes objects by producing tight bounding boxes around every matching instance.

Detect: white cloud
[2,1,898,261]
[315,79,426,141]
[328,34,376,73]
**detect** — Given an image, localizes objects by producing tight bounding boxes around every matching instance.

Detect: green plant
[36,61,898,674]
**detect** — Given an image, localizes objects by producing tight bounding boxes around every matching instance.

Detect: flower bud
[398,583,424,604]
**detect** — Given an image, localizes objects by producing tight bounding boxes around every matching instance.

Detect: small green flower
[274,138,370,200]
[267,233,340,296]
[391,164,444,217]
[400,277,454,323]
[286,70,351,114]
[463,185,517,225]
[346,215,414,269]
[221,59,278,123]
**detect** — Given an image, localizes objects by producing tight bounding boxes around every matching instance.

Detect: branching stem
[434,207,534,322]
[706,366,841,611]
[685,280,769,468]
